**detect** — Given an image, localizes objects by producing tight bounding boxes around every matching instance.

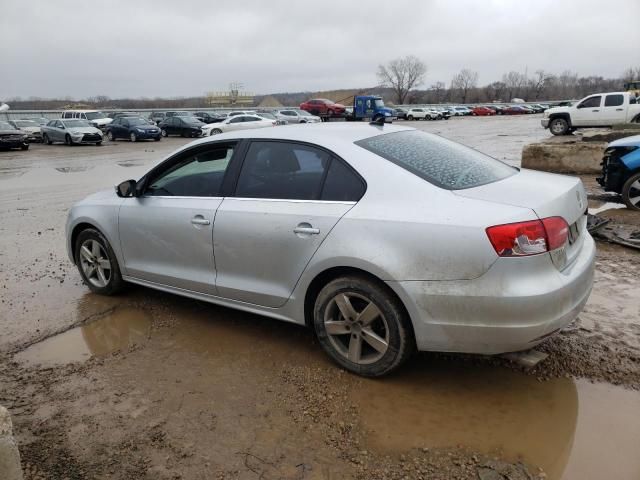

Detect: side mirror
[116,179,137,198]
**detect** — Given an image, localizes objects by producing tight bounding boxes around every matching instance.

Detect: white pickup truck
[541,91,640,135]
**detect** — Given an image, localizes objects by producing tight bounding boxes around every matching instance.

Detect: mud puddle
[352,359,640,480]
[14,306,152,366]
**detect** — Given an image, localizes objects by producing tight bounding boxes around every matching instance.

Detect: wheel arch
[548,112,572,126]
[302,266,415,345]
[70,222,104,264]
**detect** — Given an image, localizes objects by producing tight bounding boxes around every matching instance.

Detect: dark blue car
[106,116,161,142]
[598,135,640,210]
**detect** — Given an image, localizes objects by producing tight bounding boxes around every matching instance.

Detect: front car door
[118,142,237,294]
[573,95,602,126]
[213,140,365,307]
[53,120,65,141]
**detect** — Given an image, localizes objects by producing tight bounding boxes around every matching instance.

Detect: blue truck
[345,95,396,123]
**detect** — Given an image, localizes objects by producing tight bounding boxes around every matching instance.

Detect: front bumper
[135,130,161,139]
[541,118,550,128]
[388,233,596,354]
[0,136,28,148]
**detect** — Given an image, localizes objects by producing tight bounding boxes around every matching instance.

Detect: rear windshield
[355,130,516,190]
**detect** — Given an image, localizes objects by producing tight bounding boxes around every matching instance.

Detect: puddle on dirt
[117,161,145,167]
[352,359,640,480]
[15,306,152,366]
[55,166,93,173]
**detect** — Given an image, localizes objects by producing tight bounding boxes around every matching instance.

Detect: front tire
[21,144,29,150]
[210,128,222,135]
[107,131,115,141]
[75,228,124,295]
[313,276,415,377]
[43,133,52,145]
[622,172,640,211]
[549,117,570,136]
[161,129,168,137]
[130,132,137,142]
[407,115,414,121]
[65,134,74,146]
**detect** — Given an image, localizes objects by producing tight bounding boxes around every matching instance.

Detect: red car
[472,106,495,116]
[502,105,528,115]
[299,98,346,116]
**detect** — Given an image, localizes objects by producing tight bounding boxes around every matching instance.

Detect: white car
[61,110,113,129]
[227,110,256,117]
[406,108,429,120]
[9,119,42,142]
[274,109,321,124]
[202,114,276,136]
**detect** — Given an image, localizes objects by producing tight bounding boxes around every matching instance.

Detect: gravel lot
[0,115,639,480]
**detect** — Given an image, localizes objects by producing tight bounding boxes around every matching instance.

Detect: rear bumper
[387,233,596,354]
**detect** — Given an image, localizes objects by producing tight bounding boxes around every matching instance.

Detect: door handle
[591,109,599,112]
[616,108,623,111]
[294,223,320,235]
[191,215,210,226]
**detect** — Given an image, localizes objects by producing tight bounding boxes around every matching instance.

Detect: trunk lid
[454,169,588,268]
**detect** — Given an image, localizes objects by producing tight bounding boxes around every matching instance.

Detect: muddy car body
[597,134,640,210]
[66,123,595,376]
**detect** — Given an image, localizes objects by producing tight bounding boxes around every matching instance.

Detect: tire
[154,136,161,141]
[211,128,222,135]
[107,131,115,141]
[43,133,52,145]
[313,275,415,377]
[74,228,125,295]
[327,109,334,117]
[621,172,640,211]
[21,144,29,150]
[407,115,414,121]
[161,129,168,137]
[95,142,102,146]
[130,132,137,142]
[549,117,570,136]
[65,134,74,146]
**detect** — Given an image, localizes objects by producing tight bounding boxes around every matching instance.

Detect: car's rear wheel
[161,129,168,137]
[622,172,640,211]
[43,133,52,145]
[75,228,124,295]
[549,117,570,135]
[313,276,415,377]
[130,132,137,142]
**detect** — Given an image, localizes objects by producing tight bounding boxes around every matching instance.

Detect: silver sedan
[65,124,595,376]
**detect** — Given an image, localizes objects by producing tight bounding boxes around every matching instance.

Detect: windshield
[374,99,385,108]
[355,130,516,190]
[127,118,149,126]
[297,110,313,117]
[85,112,106,120]
[258,112,276,119]
[0,121,16,130]
[15,120,38,127]
[63,120,91,128]
[182,117,203,125]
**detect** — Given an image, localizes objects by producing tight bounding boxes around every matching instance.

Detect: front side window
[235,141,330,200]
[604,94,624,107]
[355,130,516,190]
[145,145,234,197]
[579,96,601,108]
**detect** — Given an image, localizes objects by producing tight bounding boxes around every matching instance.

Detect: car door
[212,140,363,307]
[573,95,602,126]
[118,142,236,294]
[225,116,247,132]
[53,120,65,141]
[110,117,122,138]
[601,93,626,125]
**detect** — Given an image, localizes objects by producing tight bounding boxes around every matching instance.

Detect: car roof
[609,134,640,148]
[191,123,414,147]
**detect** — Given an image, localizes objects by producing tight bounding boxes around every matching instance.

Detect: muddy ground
[1,115,639,480]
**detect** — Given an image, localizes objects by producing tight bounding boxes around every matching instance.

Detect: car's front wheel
[622,172,640,211]
[161,129,168,137]
[107,131,115,141]
[210,128,222,135]
[65,134,74,146]
[43,133,52,145]
[75,228,125,295]
[313,275,415,377]
[130,132,137,142]
[549,117,570,135]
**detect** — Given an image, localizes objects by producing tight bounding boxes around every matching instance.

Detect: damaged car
[0,121,30,150]
[66,124,595,377]
[598,134,640,210]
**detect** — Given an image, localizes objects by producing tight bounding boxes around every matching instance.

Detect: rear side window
[355,130,516,190]
[604,94,623,107]
[321,159,365,201]
[235,141,330,200]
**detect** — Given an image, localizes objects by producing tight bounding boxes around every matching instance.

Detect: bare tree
[429,81,446,103]
[450,69,478,103]
[531,70,553,100]
[502,71,527,101]
[622,67,640,83]
[377,56,427,104]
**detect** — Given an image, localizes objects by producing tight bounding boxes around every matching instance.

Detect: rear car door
[601,94,626,124]
[118,142,236,294]
[212,140,365,307]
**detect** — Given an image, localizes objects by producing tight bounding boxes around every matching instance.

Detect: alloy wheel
[79,239,111,288]
[323,292,389,365]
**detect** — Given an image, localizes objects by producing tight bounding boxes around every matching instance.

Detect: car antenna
[370,116,385,126]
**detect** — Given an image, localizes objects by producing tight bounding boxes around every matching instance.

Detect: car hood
[608,134,640,148]
[91,118,112,125]
[68,127,102,134]
[0,129,27,136]
[545,106,570,116]
[131,125,159,131]
[453,168,586,225]
[21,127,41,133]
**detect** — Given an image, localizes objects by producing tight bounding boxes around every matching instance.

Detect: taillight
[485,217,569,257]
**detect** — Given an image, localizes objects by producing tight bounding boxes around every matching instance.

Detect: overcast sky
[1,0,638,99]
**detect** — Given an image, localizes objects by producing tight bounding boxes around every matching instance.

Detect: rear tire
[622,172,640,211]
[313,275,415,377]
[549,117,570,136]
[74,228,125,295]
